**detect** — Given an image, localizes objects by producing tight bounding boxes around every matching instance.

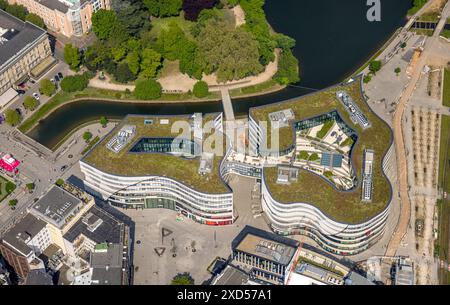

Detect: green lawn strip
[0,175,16,203]
[443,69,450,107]
[81,136,100,155]
[438,115,450,190]
[18,87,220,134]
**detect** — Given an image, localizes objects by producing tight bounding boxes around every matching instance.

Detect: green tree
[8,199,18,209]
[39,79,56,96]
[5,181,16,194]
[92,9,119,40]
[395,67,401,75]
[144,0,182,17]
[60,74,90,92]
[111,46,127,62]
[64,44,82,70]
[157,22,187,60]
[134,79,162,100]
[171,272,194,285]
[193,81,209,98]
[114,63,136,83]
[363,74,372,83]
[26,183,35,193]
[126,52,141,76]
[369,60,382,74]
[55,179,64,187]
[83,131,93,143]
[140,48,162,79]
[5,4,28,20]
[274,33,296,50]
[5,109,21,126]
[23,96,39,111]
[197,19,263,82]
[274,49,300,85]
[100,116,109,127]
[25,13,46,29]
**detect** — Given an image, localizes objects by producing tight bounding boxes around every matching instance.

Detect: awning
[30,56,57,79]
[0,88,18,110]
[0,154,20,173]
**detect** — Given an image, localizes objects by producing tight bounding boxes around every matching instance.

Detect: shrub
[5,181,16,194]
[8,199,18,208]
[171,272,194,285]
[134,79,162,100]
[60,74,89,92]
[100,116,109,127]
[55,179,64,187]
[274,49,300,85]
[369,60,382,74]
[193,81,209,98]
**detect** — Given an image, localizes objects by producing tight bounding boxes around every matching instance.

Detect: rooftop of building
[29,185,92,229]
[253,80,392,224]
[232,226,299,267]
[24,269,53,285]
[40,0,70,13]
[90,243,123,285]
[0,9,46,69]
[63,205,124,245]
[212,265,250,285]
[82,114,230,194]
[1,214,46,256]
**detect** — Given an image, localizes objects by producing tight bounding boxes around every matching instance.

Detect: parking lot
[122,175,268,285]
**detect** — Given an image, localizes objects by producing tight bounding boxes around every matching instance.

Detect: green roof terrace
[82,114,230,194]
[251,79,393,224]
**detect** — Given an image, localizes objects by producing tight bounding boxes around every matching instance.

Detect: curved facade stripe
[261,172,390,255]
[80,162,234,226]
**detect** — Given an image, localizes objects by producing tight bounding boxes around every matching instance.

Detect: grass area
[0,175,16,203]
[417,12,440,22]
[443,69,450,107]
[229,80,282,97]
[148,14,196,40]
[83,114,229,194]
[441,29,450,39]
[410,28,435,36]
[408,0,429,16]
[437,115,450,284]
[81,136,100,155]
[253,80,392,224]
[18,86,221,134]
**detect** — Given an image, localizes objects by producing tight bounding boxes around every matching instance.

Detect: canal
[28,0,412,149]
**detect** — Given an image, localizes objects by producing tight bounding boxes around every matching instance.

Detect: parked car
[60,165,68,172]
[58,72,64,79]
[32,92,40,100]
[50,78,56,83]
[17,90,26,96]
[54,75,60,82]
[15,108,22,116]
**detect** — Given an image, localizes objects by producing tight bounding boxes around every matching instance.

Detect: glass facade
[129,137,200,156]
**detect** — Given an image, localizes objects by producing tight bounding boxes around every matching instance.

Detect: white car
[32,93,40,100]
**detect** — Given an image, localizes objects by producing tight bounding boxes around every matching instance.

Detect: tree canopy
[23,96,39,111]
[64,44,82,70]
[5,109,21,127]
[197,19,263,82]
[144,0,182,17]
[39,79,56,96]
[134,79,162,100]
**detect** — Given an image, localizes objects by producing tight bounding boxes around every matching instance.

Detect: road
[385,0,450,258]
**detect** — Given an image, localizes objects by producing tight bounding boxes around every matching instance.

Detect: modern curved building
[81,113,235,226]
[80,80,393,255]
[248,80,394,256]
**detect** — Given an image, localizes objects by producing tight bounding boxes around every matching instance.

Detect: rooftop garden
[83,114,230,194]
[253,79,392,224]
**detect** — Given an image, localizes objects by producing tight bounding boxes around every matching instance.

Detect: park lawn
[443,69,450,107]
[437,115,450,284]
[0,175,16,203]
[148,14,196,40]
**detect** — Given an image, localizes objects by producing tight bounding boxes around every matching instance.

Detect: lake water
[28,0,411,149]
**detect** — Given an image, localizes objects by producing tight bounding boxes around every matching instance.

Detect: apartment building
[0,9,53,97]
[8,0,111,37]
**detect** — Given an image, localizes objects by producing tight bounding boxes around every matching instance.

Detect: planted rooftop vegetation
[83,114,229,194]
[251,79,392,224]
